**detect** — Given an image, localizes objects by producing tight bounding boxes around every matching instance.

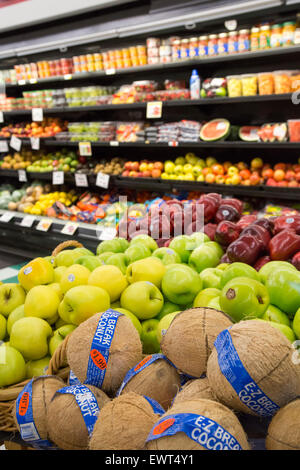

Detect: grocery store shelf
[0,94,295,117]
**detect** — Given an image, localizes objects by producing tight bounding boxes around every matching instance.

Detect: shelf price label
[36,218,53,232]
[146,101,162,119]
[109,141,119,147]
[79,142,92,156]
[18,169,27,182]
[30,137,40,150]
[96,172,110,189]
[32,108,43,122]
[0,140,8,152]
[75,173,88,187]
[18,80,26,86]
[52,171,64,185]
[0,112,4,124]
[105,68,116,75]
[64,74,72,80]
[20,215,35,227]
[99,227,117,240]
[0,212,14,222]
[29,78,38,84]
[61,222,78,236]
[10,135,22,151]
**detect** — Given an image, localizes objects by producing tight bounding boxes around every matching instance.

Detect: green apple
[126,257,166,288]
[118,238,130,252]
[0,283,26,317]
[169,235,193,263]
[98,252,115,265]
[220,262,260,288]
[218,263,230,271]
[152,248,181,266]
[161,264,202,305]
[266,269,300,316]
[58,285,110,325]
[10,317,52,360]
[157,311,180,344]
[189,232,210,247]
[112,307,142,336]
[55,317,68,329]
[200,267,223,289]
[193,288,221,308]
[24,285,60,322]
[105,253,129,274]
[188,245,221,273]
[120,281,164,320]
[0,344,26,387]
[263,305,291,326]
[292,308,300,339]
[7,305,25,335]
[73,247,94,258]
[156,301,181,321]
[259,261,296,284]
[207,296,222,311]
[49,325,76,356]
[257,319,296,343]
[111,301,121,309]
[0,314,6,341]
[76,255,102,271]
[220,277,269,322]
[26,356,51,379]
[54,249,83,267]
[141,319,160,354]
[97,239,125,255]
[205,241,224,259]
[53,266,67,283]
[88,265,128,302]
[125,244,152,264]
[130,235,158,252]
[60,264,90,293]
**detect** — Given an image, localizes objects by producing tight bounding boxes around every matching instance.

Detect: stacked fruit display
[94,157,126,176]
[0,119,66,139]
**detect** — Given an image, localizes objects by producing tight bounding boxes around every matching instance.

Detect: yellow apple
[24,285,60,322]
[26,356,51,378]
[48,282,63,301]
[10,317,52,360]
[18,257,54,291]
[7,305,25,335]
[53,266,67,283]
[88,265,128,303]
[60,264,90,293]
[0,283,26,317]
[126,257,166,288]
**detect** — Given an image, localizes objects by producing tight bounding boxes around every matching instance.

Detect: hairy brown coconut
[266,399,300,450]
[172,377,216,407]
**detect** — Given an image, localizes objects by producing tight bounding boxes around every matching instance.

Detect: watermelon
[239,126,260,142]
[200,118,230,142]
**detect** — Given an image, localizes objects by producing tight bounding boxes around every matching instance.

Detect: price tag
[0,140,8,152]
[78,141,92,156]
[36,218,52,232]
[96,172,110,189]
[18,169,27,182]
[0,112,3,123]
[20,215,35,227]
[75,173,88,187]
[10,135,22,151]
[18,80,26,86]
[146,101,162,119]
[29,78,38,84]
[52,171,64,185]
[105,68,116,75]
[225,19,237,31]
[61,222,78,236]
[109,141,119,147]
[32,108,43,122]
[30,137,40,150]
[64,74,73,80]
[99,227,117,240]
[0,212,14,222]
[168,141,178,147]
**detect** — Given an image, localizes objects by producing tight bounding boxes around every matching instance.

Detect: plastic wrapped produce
[227,75,242,97]
[241,74,258,96]
[258,73,274,95]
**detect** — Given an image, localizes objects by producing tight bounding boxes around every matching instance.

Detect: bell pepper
[215,220,242,247]
[274,214,300,235]
[227,234,263,265]
[269,229,300,261]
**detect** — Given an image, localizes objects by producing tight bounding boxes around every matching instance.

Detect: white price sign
[0,212,14,222]
[18,169,27,182]
[146,101,162,119]
[20,215,35,227]
[0,112,4,123]
[105,68,116,75]
[30,137,40,150]
[99,227,117,240]
[64,74,73,80]
[10,135,22,151]
[32,108,43,122]
[75,173,88,187]
[52,171,64,185]
[18,80,26,86]
[61,222,78,236]
[29,79,38,84]
[36,218,52,232]
[79,142,92,156]
[96,172,110,189]
[0,140,8,152]
[109,141,119,147]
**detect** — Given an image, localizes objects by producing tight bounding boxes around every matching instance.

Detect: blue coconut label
[143,396,165,415]
[84,309,123,388]
[69,369,81,386]
[56,384,99,436]
[116,353,177,396]
[15,377,55,449]
[214,328,280,417]
[146,413,242,450]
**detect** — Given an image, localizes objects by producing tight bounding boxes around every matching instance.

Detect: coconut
[67,311,143,395]
[118,355,181,409]
[161,308,233,378]
[266,399,300,450]
[13,376,65,442]
[146,398,250,450]
[172,377,216,407]
[207,320,300,417]
[89,392,160,450]
[47,384,110,450]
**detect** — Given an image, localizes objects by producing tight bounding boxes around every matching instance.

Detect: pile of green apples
[0,233,300,388]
